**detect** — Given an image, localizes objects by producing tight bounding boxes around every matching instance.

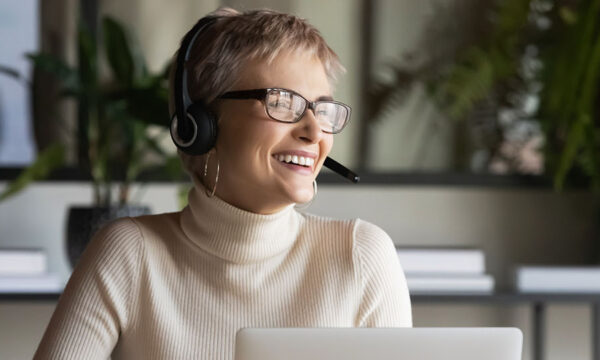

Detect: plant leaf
[0,144,66,202]
[25,53,79,92]
[177,184,192,210]
[164,155,184,180]
[554,113,588,191]
[0,65,28,85]
[125,86,170,127]
[78,20,98,90]
[435,47,497,120]
[103,16,141,86]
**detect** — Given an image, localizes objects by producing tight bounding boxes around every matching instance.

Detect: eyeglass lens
[265,89,347,133]
[266,90,305,122]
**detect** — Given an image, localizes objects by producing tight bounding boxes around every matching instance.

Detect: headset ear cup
[170,113,196,148]
[181,101,218,155]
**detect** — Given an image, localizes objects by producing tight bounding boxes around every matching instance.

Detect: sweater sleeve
[353,219,412,327]
[34,217,142,360]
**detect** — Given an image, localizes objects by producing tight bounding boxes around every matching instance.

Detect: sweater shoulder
[298,213,391,240]
[80,217,144,286]
[87,217,143,261]
[90,212,182,259]
[351,218,397,268]
[299,211,354,224]
[297,211,356,250]
[126,211,181,244]
[298,211,357,239]
[127,211,180,229]
[352,219,394,250]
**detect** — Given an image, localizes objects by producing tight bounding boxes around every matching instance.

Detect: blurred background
[0,0,599,359]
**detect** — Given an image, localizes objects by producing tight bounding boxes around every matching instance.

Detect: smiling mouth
[273,154,315,168]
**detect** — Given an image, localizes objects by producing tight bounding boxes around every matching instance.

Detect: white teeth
[274,154,315,167]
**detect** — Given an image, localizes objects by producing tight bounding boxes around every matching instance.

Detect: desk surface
[2,291,600,303]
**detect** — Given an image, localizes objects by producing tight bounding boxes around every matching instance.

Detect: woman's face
[210,50,334,214]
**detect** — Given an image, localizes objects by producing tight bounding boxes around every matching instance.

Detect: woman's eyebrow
[316,95,334,101]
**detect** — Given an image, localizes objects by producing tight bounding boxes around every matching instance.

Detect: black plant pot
[66,205,150,269]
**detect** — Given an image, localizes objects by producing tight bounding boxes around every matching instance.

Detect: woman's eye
[269,101,290,108]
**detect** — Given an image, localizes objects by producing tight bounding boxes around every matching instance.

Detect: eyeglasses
[218,88,351,134]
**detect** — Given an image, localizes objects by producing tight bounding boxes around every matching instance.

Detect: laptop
[235,327,523,360]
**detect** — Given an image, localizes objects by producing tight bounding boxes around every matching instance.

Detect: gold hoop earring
[203,149,219,197]
[295,180,318,210]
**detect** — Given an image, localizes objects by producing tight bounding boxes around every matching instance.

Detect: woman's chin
[273,179,315,206]
[286,188,314,205]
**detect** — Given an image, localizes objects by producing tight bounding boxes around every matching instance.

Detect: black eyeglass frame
[218,88,351,134]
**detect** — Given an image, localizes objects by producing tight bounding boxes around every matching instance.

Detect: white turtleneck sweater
[34,183,412,359]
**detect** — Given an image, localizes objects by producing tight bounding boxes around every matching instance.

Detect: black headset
[170,16,219,156]
[170,16,360,183]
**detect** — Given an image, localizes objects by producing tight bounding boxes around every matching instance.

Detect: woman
[34,7,412,360]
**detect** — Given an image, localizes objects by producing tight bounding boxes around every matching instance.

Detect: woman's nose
[292,109,322,143]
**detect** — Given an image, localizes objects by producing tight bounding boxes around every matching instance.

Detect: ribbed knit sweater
[34,182,412,359]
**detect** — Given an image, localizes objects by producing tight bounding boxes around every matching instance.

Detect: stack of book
[397,247,495,294]
[0,248,63,293]
[514,265,600,293]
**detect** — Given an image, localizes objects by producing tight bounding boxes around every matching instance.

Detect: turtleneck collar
[180,175,300,264]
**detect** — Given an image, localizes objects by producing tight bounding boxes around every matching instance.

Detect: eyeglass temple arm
[324,157,360,183]
[219,90,265,100]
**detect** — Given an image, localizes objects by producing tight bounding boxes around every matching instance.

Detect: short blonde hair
[169,7,346,177]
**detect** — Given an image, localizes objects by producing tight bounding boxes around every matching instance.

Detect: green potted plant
[369,0,600,190]
[0,15,183,267]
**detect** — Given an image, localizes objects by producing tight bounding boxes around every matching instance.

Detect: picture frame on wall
[0,0,38,166]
